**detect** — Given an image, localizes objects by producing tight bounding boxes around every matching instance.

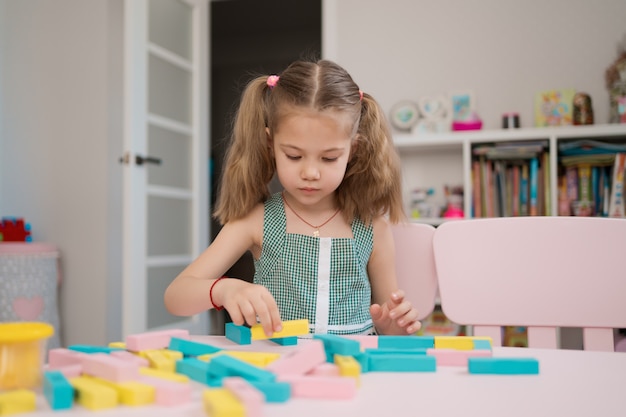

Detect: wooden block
[203,388,245,417]
[269,336,298,346]
[125,329,190,352]
[468,357,539,375]
[365,347,428,355]
[43,370,74,410]
[205,351,281,368]
[334,354,361,379]
[248,380,291,403]
[139,366,189,383]
[279,375,357,400]
[434,336,475,350]
[378,335,434,349]
[369,354,436,372]
[250,319,309,340]
[313,334,361,358]
[426,348,492,366]
[81,353,139,382]
[108,341,126,349]
[343,335,379,350]
[83,376,155,406]
[306,362,340,377]
[110,350,150,367]
[45,363,83,378]
[223,377,264,417]
[176,358,220,386]
[168,337,222,356]
[70,376,118,411]
[68,344,125,354]
[266,339,326,376]
[0,389,36,416]
[225,323,251,345]
[48,348,89,368]
[138,376,192,406]
[208,355,276,383]
[140,350,177,372]
[472,339,493,350]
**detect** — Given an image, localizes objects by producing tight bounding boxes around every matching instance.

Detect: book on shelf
[529,157,539,216]
[608,153,626,218]
[559,139,626,156]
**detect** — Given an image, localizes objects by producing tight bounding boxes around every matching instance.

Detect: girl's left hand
[370,289,422,335]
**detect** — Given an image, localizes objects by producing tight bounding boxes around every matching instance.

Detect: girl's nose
[301,162,320,180]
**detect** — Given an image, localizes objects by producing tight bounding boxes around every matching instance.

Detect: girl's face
[269,109,355,208]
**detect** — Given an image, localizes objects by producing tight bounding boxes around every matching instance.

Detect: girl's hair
[214,59,405,225]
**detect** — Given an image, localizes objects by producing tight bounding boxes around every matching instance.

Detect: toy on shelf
[409,188,438,219]
[0,217,32,242]
[442,185,464,218]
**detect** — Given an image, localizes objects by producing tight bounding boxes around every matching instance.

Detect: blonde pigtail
[339,93,406,224]
[214,76,275,225]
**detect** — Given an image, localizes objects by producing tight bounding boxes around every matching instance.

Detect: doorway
[209,0,321,333]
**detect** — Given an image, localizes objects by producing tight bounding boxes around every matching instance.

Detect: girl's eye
[322,157,338,162]
[286,155,301,160]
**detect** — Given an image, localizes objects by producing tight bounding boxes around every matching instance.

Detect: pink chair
[432,217,626,351]
[391,223,438,320]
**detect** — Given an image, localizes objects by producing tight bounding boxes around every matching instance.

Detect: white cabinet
[395,124,626,223]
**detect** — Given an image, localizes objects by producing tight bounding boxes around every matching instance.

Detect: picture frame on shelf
[449,91,474,121]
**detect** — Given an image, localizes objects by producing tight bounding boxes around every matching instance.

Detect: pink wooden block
[266,339,326,376]
[81,353,139,382]
[47,348,89,367]
[307,363,340,377]
[45,363,83,378]
[224,377,264,417]
[138,376,192,407]
[343,335,378,350]
[125,329,190,352]
[426,348,492,366]
[279,375,357,400]
[110,350,150,367]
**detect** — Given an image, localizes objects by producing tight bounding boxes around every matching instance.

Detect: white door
[122,0,209,337]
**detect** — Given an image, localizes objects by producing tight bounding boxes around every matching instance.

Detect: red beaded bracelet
[209,276,227,311]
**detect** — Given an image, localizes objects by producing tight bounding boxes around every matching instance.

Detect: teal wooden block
[67,344,124,354]
[369,354,436,372]
[313,334,361,361]
[169,337,222,356]
[176,357,222,386]
[225,322,251,345]
[365,347,428,355]
[468,357,539,375]
[472,339,493,350]
[269,336,298,346]
[43,371,74,410]
[249,381,291,403]
[377,335,435,349]
[353,352,370,373]
[208,354,276,383]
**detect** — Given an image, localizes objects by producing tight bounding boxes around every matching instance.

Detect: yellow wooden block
[141,350,176,372]
[434,336,475,350]
[203,388,245,417]
[334,354,361,385]
[160,349,184,361]
[200,351,281,367]
[85,376,155,406]
[108,341,126,349]
[0,389,36,416]
[139,367,189,383]
[250,319,309,340]
[70,376,118,411]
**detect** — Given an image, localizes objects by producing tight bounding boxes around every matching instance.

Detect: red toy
[0,217,32,242]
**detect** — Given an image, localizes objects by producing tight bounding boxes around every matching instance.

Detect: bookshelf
[394,124,626,224]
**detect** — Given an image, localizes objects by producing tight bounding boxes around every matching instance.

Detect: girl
[164,59,421,337]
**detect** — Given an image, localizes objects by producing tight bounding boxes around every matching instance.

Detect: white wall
[0,0,124,346]
[324,0,626,129]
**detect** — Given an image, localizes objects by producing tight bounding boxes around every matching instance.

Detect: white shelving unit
[394,124,626,223]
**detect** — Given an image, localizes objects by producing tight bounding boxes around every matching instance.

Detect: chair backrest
[391,222,438,320]
[433,217,626,351]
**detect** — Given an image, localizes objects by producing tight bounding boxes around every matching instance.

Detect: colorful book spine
[529,157,538,216]
[608,153,626,218]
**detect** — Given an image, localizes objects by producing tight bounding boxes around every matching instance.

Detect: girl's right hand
[213,278,283,337]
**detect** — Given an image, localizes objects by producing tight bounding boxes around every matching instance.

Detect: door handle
[135,155,162,166]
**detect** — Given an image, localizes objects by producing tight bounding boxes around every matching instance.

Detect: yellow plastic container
[0,322,54,390]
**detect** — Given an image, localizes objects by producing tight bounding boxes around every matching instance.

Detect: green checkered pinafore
[253,193,374,335]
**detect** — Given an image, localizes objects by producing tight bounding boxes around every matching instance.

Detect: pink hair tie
[359,90,364,101]
[267,75,279,89]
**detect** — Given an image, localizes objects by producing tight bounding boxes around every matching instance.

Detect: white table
[30,336,626,416]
